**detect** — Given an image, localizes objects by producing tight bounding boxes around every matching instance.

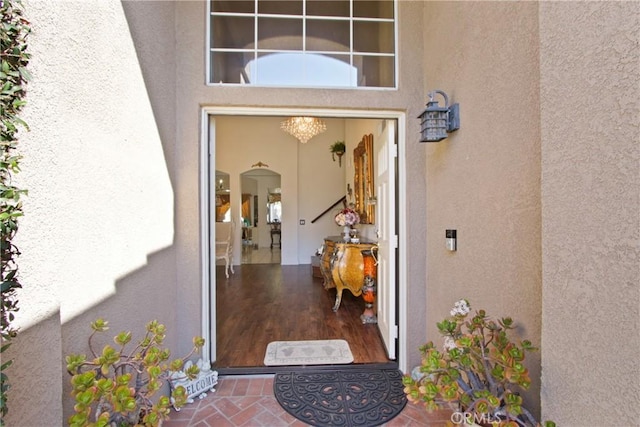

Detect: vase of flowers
[335,206,360,242]
[403,299,555,427]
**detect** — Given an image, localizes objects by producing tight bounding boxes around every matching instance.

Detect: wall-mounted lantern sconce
[418,90,460,142]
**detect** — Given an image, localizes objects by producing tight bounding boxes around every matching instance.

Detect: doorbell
[446,229,457,251]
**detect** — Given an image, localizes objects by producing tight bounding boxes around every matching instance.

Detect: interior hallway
[214,263,389,368]
[241,246,281,265]
[162,375,454,427]
[199,253,446,425]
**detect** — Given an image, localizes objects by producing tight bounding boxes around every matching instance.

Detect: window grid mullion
[253,0,258,83]
[350,0,354,86]
[208,0,396,87]
[303,0,307,82]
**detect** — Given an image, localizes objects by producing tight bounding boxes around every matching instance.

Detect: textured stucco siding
[3,0,638,425]
[422,1,542,417]
[5,1,178,424]
[540,2,640,425]
[171,0,428,359]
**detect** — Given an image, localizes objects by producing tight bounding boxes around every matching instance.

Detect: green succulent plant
[66,319,204,427]
[403,300,555,427]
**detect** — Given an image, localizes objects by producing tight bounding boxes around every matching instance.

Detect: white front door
[203,115,217,364]
[375,119,398,360]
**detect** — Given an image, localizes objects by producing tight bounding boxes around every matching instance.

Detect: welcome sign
[170,359,219,408]
[183,369,218,399]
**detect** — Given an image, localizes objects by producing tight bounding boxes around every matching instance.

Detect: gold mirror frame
[353,133,375,224]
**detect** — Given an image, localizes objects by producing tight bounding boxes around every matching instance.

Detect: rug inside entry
[264,339,354,366]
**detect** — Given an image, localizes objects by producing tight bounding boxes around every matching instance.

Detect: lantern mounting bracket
[418,89,461,142]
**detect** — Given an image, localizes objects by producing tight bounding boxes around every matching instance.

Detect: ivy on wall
[0,0,30,423]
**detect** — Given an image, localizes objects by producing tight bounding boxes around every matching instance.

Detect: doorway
[240,168,282,265]
[199,107,407,372]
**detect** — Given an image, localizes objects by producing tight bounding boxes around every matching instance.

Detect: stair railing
[311,196,346,224]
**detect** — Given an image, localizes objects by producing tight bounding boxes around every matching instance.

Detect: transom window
[207,0,396,88]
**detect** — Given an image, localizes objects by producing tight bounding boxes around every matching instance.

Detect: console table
[269,222,281,249]
[320,236,376,312]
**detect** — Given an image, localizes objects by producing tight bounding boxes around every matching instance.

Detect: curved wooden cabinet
[320,236,376,312]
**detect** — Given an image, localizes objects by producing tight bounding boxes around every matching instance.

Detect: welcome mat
[264,340,354,366]
[274,369,407,427]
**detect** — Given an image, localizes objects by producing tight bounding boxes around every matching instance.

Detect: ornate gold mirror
[353,133,375,224]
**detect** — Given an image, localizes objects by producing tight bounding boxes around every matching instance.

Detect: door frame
[199,106,409,372]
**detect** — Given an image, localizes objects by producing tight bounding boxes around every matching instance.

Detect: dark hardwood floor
[214,263,391,369]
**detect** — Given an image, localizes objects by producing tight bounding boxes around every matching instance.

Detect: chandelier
[280,116,326,144]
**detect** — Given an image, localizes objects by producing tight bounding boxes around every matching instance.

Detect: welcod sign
[183,370,218,399]
[170,359,219,408]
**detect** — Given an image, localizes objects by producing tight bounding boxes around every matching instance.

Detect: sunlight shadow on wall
[16,0,175,329]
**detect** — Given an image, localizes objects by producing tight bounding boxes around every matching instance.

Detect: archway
[240,168,282,265]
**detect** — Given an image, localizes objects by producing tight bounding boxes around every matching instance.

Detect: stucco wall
[13,2,638,426]
[540,2,640,425]
[173,0,427,357]
[422,1,542,417]
[6,1,178,424]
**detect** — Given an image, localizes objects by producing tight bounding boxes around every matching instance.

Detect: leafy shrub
[0,0,31,423]
[66,319,204,427]
[403,299,555,427]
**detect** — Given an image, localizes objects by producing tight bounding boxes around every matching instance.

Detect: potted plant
[402,299,555,427]
[329,141,346,166]
[65,318,205,427]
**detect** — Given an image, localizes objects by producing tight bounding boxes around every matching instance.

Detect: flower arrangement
[403,299,555,427]
[335,206,360,227]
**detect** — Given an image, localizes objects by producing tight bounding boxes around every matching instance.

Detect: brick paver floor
[162,375,453,427]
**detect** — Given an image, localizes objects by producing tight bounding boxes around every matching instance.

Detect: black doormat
[273,369,407,426]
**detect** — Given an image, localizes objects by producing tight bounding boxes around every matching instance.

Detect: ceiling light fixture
[280,116,327,144]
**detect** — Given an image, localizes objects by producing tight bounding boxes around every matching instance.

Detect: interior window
[207,0,396,88]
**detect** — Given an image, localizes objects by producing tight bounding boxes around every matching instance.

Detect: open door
[376,120,398,359]
[201,114,217,365]
[202,109,405,369]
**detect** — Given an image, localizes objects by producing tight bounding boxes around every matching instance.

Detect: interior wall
[214,116,389,263]
[539,2,640,424]
[214,116,297,264]
[422,1,542,417]
[214,116,348,264]
[296,119,347,262]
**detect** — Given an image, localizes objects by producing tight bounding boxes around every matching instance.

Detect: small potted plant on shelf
[402,299,555,427]
[65,318,205,427]
[329,140,346,166]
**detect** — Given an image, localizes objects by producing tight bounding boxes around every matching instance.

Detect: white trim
[199,106,408,372]
[199,108,212,364]
[396,113,407,373]
[205,0,212,87]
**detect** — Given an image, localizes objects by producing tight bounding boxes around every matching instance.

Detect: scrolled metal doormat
[273,369,407,426]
